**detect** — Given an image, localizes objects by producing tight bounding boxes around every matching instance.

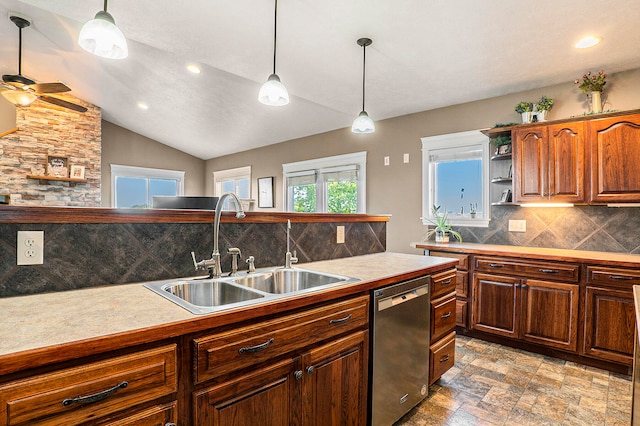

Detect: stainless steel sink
[229,268,358,294]
[144,279,265,315]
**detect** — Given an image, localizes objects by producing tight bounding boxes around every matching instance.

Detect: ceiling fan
[1,14,87,113]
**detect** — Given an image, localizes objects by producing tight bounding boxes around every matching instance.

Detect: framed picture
[500,189,512,202]
[508,164,513,179]
[70,165,86,179]
[258,177,274,208]
[46,155,68,177]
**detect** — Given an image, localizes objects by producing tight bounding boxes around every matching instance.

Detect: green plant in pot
[533,95,554,121]
[493,135,512,155]
[515,101,534,124]
[421,205,462,243]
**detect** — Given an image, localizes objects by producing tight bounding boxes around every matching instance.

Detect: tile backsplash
[0,220,386,297]
[455,205,640,254]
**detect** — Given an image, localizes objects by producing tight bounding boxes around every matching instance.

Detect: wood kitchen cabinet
[429,268,457,384]
[192,296,369,425]
[428,250,469,328]
[472,273,520,338]
[512,122,585,203]
[588,112,640,203]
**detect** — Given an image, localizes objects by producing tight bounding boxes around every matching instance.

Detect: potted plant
[575,70,607,113]
[533,95,554,121]
[421,205,462,243]
[493,134,512,155]
[515,101,534,123]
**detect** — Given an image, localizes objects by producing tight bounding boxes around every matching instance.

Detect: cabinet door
[472,273,520,338]
[521,279,579,352]
[513,126,548,202]
[583,286,635,365]
[301,331,368,426]
[547,122,585,203]
[193,358,300,426]
[589,113,640,202]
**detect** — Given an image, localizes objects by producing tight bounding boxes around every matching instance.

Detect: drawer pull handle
[440,279,452,285]
[440,355,450,363]
[539,269,558,274]
[488,263,503,268]
[609,275,634,281]
[238,338,274,354]
[62,381,128,407]
[441,312,452,319]
[329,314,352,325]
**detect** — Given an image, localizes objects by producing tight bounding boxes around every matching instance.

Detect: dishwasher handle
[377,285,428,312]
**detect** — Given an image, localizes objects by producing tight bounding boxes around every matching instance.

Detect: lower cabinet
[429,269,457,384]
[194,330,368,426]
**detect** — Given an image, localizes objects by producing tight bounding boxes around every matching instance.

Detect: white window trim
[213,166,252,197]
[110,164,185,208]
[421,130,490,227]
[282,151,367,213]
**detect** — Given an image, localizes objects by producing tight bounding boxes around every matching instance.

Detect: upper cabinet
[489,109,640,205]
[513,122,585,203]
[588,113,640,203]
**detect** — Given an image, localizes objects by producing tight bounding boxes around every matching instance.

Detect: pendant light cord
[272,0,278,75]
[18,25,22,75]
[104,0,108,12]
[361,43,366,111]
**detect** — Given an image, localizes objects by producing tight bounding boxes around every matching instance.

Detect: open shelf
[491,153,512,161]
[27,175,87,187]
[491,177,512,183]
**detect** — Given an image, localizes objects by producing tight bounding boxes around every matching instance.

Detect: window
[283,152,366,213]
[421,130,490,227]
[111,164,185,208]
[213,166,251,209]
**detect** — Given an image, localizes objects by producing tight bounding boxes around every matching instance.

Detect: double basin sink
[144,267,359,315]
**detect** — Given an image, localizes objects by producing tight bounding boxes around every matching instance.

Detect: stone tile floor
[395,336,632,425]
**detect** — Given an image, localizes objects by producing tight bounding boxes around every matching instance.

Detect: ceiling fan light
[352,111,375,134]
[2,90,37,107]
[258,74,289,106]
[78,11,128,59]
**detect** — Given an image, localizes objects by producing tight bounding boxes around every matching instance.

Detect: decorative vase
[521,112,533,124]
[435,230,449,243]
[590,91,603,113]
[535,110,548,122]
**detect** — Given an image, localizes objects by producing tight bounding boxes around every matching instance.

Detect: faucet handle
[291,250,298,265]
[228,247,242,257]
[191,251,198,270]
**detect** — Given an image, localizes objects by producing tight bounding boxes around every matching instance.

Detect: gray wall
[205,68,640,254]
[101,120,206,206]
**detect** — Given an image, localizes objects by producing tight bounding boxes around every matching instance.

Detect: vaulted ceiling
[1,0,639,159]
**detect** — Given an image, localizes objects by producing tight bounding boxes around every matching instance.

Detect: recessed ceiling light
[575,36,600,49]
[137,102,149,110]
[187,64,201,74]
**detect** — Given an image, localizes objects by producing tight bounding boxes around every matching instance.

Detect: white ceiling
[1,0,639,160]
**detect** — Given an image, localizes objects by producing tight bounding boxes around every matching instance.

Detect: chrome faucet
[192,193,245,278]
[284,219,298,268]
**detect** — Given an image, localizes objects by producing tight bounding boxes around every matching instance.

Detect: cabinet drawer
[101,401,177,426]
[431,269,457,299]
[430,331,455,384]
[587,266,640,286]
[194,296,369,383]
[428,251,469,270]
[431,292,456,342]
[0,345,177,426]
[475,257,579,282]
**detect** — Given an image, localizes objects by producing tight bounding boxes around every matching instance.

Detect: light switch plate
[384,156,390,166]
[403,153,409,163]
[508,220,526,232]
[17,230,44,265]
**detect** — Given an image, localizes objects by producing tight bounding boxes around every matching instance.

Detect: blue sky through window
[435,159,482,215]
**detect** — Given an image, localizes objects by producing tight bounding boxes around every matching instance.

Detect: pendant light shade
[259,0,289,106]
[2,89,37,107]
[78,0,128,59]
[352,37,374,134]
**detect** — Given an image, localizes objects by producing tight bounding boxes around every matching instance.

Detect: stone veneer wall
[452,205,640,254]
[0,96,101,206]
[0,220,386,297]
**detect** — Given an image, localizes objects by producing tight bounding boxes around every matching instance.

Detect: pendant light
[78,0,128,59]
[352,37,375,134]
[258,0,289,106]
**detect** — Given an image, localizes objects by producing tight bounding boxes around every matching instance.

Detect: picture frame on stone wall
[46,155,68,178]
[70,165,85,179]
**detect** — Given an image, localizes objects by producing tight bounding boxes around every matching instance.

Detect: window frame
[282,151,367,213]
[213,166,252,198]
[421,130,490,227]
[110,164,185,208]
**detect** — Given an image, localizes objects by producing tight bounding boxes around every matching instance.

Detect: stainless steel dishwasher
[370,275,430,426]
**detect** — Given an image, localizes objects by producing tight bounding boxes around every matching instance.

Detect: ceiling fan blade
[38,95,87,113]
[28,82,71,94]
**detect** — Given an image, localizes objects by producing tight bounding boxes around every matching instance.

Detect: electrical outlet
[508,220,526,232]
[17,230,44,265]
[336,226,345,244]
